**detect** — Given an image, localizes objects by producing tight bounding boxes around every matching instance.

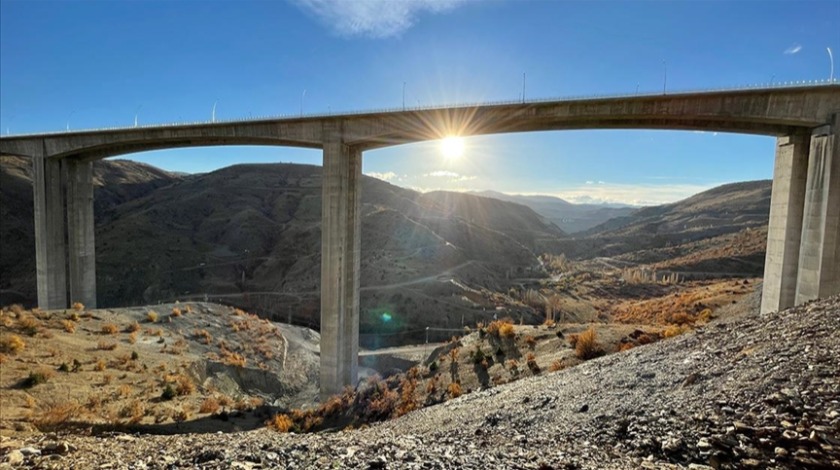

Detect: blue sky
[1,0,838,205]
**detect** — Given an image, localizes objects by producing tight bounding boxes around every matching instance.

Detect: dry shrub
[97,340,118,351]
[663,324,689,338]
[448,348,459,362]
[9,304,25,315]
[102,374,113,386]
[120,400,146,424]
[126,322,141,333]
[95,358,106,371]
[0,334,26,354]
[101,323,119,335]
[574,327,603,360]
[199,397,220,414]
[72,302,85,311]
[499,322,515,338]
[637,333,657,345]
[543,318,556,327]
[524,335,537,349]
[447,382,462,399]
[175,375,196,396]
[218,395,234,408]
[669,312,695,326]
[267,414,293,432]
[0,353,7,364]
[568,334,579,348]
[619,342,635,352]
[61,320,76,333]
[24,395,37,408]
[17,316,40,336]
[697,308,713,324]
[220,349,246,367]
[67,312,80,322]
[549,359,565,372]
[171,307,182,317]
[117,384,133,398]
[193,329,212,345]
[526,352,540,374]
[146,311,158,323]
[127,332,137,344]
[32,400,79,430]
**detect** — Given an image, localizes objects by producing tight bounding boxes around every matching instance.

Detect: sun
[440,136,465,159]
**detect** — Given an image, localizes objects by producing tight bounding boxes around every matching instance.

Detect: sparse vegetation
[574,327,604,360]
[0,334,26,354]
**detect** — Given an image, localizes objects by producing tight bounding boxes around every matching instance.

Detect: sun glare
[440,136,465,159]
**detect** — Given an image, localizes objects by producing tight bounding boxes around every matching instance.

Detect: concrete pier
[66,159,97,308]
[796,117,840,304]
[319,133,362,399]
[33,157,67,310]
[760,135,809,314]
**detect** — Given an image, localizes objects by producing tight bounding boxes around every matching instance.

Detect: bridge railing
[2,79,837,138]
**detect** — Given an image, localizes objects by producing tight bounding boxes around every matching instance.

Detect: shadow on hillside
[46,406,282,436]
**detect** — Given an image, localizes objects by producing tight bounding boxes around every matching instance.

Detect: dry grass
[199,397,220,414]
[574,327,604,360]
[31,400,79,430]
[101,323,119,335]
[0,334,26,354]
[97,339,118,351]
[61,320,76,333]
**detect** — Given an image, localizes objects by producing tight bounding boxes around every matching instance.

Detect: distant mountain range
[472,190,636,233]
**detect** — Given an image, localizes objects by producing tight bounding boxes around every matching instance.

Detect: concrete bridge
[2,84,839,399]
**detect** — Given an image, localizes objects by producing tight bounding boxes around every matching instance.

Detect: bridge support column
[33,157,68,310]
[796,117,840,304]
[760,135,809,314]
[66,159,97,308]
[320,137,361,400]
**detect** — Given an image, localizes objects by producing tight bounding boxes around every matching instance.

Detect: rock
[19,447,40,457]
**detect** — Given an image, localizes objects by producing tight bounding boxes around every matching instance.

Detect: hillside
[0,158,563,345]
[7,294,838,469]
[475,190,635,234]
[0,157,182,305]
[554,180,772,262]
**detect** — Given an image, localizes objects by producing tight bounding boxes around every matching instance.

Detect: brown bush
[171,307,182,317]
[193,329,212,345]
[72,302,85,312]
[199,397,220,414]
[32,400,79,431]
[574,328,604,360]
[101,323,119,335]
[61,320,76,333]
[619,342,635,352]
[447,382,462,399]
[498,322,515,338]
[175,375,196,396]
[663,324,689,338]
[126,322,141,333]
[94,358,106,371]
[669,312,695,325]
[0,334,25,354]
[549,359,565,372]
[146,311,158,323]
[524,335,537,349]
[637,333,657,345]
[17,316,40,336]
[267,414,293,432]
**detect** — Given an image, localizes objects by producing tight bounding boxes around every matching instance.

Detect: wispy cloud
[784,44,802,55]
[291,0,470,38]
[365,171,398,181]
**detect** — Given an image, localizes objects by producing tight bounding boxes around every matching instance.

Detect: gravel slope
[3,295,838,470]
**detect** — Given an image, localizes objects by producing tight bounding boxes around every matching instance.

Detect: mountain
[474,190,636,233]
[554,180,772,261]
[0,157,182,305]
[0,157,563,345]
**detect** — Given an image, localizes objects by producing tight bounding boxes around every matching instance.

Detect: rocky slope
[555,180,771,261]
[5,294,837,469]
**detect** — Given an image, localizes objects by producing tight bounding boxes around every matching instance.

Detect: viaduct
[1,84,839,399]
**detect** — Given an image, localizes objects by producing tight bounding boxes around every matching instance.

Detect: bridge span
[2,84,839,399]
